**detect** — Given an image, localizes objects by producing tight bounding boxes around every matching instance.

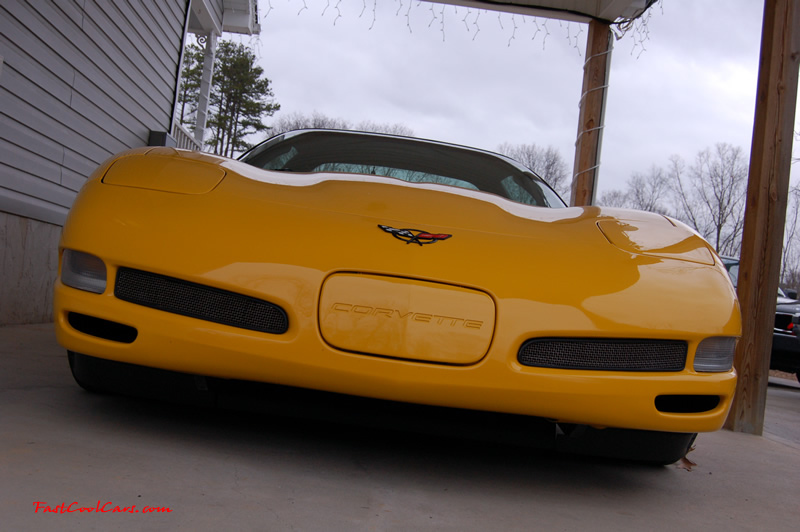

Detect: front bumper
[54,278,737,434]
[771,331,800,373]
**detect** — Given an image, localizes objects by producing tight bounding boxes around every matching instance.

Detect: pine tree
[206,41,280,157]
[176,43,204,130]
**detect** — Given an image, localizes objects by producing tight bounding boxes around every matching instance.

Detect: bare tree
[269,112,414,138]
[782,181,800,290]
[794,130,800,164]
[270,111,351,136]
[784,133,800,289]
[627,165,670,214]
[597,189,630,208]
[497,142,569,198]
[355,120,414,137]
[596,167,668,213]
[668,144,747,256]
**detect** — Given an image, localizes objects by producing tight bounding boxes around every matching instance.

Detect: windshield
[725,261,739,287]
[240,131,566,208]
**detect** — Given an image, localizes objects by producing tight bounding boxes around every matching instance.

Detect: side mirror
[786,289,798,300]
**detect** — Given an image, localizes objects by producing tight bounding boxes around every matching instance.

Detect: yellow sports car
[54,129,740,462]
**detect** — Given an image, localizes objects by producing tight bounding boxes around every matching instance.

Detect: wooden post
[725,0,800,434]
[570,19,612,207]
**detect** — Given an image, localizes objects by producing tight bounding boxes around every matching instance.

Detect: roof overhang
[425,0,652,24]
[188,0,260,36]
[188,0,221,35]
[222,0,260,34]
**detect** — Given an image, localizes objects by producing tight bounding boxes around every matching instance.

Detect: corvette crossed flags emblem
[378,225,452,246]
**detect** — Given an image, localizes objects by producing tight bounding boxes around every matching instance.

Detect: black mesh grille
[518,338,687,371]
[115,268,288,334]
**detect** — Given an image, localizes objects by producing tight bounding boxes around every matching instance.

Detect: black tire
[67,351,109,393]
[555,424,697,465]
[67,351,216,406]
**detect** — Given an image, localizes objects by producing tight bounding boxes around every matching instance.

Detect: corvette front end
[54,136,739,441]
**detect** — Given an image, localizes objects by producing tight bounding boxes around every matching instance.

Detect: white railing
[172,122,202,151]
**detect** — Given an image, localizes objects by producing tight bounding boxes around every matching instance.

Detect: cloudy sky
[240,0,797,195]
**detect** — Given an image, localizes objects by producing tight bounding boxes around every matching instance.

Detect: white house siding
[0,0,189,324]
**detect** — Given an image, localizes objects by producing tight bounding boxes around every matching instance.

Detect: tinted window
[727,263,739,287]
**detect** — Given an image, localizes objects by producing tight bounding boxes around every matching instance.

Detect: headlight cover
[61,249,107,294]
[596,218,715,265]
[102,152,225,194]
[694,337,737,372]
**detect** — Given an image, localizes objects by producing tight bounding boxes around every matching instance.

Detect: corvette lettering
[378,225,452,245]
[331,303,483,329]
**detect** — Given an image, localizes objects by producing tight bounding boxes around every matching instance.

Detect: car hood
[96,148,718,267]
[64,148,739,338]
[777,300,800,313]
[221,156,709,260]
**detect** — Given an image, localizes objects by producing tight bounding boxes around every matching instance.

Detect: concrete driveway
[2,323,799,531]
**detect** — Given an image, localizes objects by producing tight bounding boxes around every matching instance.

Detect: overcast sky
[243,0,797,195]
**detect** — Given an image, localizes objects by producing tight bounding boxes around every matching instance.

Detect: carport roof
[426,0,655,23]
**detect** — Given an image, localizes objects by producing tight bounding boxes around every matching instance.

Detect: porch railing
[172,122,202,151]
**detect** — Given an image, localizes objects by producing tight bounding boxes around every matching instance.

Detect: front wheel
[67,352,215,406]
[67,351,109,393]
[555,424,697,465]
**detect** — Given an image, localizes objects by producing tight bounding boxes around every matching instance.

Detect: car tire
[67,352,216,406]
[67,351,110,393]
[555,424,697,465]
